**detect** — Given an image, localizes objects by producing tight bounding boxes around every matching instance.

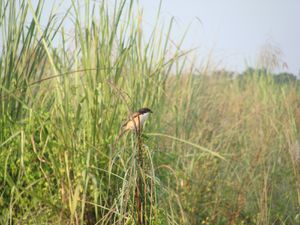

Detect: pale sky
[138,0,300,74]
[35,0,300,74]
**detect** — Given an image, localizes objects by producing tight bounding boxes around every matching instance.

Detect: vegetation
[1,0,299,224]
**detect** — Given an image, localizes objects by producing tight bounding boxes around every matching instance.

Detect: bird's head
[138,107,153,114]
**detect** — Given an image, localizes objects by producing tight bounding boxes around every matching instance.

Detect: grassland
[1,0,300,224]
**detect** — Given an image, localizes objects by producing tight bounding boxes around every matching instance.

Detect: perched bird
[122,107,153,132]
[114,107,153,146]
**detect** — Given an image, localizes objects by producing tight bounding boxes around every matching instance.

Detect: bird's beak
[150,109,153,113]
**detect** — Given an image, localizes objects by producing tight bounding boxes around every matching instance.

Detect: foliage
[1,0,300,224]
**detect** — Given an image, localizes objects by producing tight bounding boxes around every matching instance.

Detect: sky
[138,0,300,74]
[25,0,300,75]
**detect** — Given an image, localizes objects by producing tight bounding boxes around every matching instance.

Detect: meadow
[1,0,300,224]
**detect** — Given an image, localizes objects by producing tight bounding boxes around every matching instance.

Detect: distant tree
[240,67,268,78]
[237,67,298,89]
[211,69,235,79]
[273,72,297,84]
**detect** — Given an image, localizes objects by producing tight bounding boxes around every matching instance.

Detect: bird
[114,107,153,146]
[122,107,153,132]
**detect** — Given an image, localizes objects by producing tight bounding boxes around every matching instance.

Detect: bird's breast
[139,113,149,125]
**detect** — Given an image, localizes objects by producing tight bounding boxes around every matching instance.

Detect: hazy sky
[36,0,299,74]
[138,0,300,74]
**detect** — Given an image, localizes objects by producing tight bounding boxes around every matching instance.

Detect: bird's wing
[121,112,140,129]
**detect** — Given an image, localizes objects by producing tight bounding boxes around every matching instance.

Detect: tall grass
[1,0,300,224]
[161,72,300,224]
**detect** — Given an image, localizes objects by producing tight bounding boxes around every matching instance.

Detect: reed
[1,0,299,224]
